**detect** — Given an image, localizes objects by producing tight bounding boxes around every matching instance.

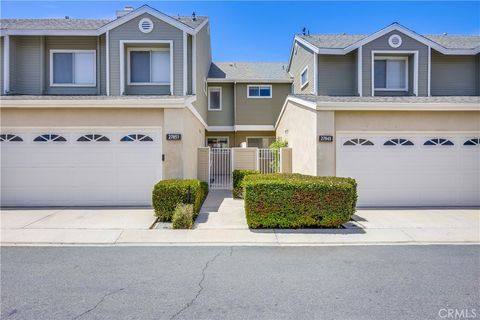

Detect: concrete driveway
[1,208,156,244]
[1,194,479,245]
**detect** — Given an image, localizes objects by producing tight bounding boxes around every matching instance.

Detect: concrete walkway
[1,192,479,245]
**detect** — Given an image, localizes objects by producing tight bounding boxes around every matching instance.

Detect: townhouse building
[1,5,479,207]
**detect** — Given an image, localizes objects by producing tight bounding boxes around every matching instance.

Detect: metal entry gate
[210,148,232,189]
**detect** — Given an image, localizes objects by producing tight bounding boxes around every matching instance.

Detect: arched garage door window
[120,134,153,142]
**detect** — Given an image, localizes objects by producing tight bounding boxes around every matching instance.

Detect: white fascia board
[234,125,275,131]
[0,97,188,107]
[206,78,292,83]
[207,126,235,132]
[185,96,208,128]
[314,101,480,111]
[98,5,195,35]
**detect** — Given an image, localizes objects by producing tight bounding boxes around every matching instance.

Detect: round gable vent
[138,18,153,33]
[388,34,402,48]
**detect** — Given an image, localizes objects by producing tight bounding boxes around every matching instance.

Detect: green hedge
[152,179,208,222]
[243,173,357,228]
[232,169,259,199]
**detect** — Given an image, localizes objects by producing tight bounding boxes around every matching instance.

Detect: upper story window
[300,66,309,89]
[374,56,408,91]
[247,85,272,98]
[50,50,96,87]
[128,48,170,85]
[208,87,222,110]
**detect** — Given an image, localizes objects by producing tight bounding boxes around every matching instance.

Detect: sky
[1,1,479,62]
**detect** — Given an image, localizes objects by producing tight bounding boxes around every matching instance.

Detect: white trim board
[49,49,97,87]
[207,126,235,132]
[234,125,275,131]
[119,40,174,95]
[206,78,292,84]
[274,96,480,129]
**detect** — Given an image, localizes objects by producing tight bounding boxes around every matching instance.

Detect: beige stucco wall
[276,105,480,177]
[0,107,164,127]
[1,106,206,180]
[335,111,480,132]
[276,100,317,176]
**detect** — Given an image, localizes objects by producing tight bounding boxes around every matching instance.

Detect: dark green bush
[152,179,208,222]
[243,173,357,228]
[232,169,259,199]
[172,204,194,229]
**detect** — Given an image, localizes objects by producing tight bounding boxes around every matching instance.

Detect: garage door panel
[336,133,480,207]
[1,129,162,206]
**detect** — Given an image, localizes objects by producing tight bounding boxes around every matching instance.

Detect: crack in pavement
[71,278,154,320]
[71,287,125,320]
[169,251,223,320]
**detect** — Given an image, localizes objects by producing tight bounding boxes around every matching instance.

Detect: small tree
[269,138,288,172]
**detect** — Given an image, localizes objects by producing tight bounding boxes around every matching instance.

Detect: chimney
[116,6,134,18]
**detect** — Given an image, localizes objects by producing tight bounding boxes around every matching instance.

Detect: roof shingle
[208,62,291,81]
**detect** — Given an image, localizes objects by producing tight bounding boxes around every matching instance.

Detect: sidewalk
[1,191,479,245]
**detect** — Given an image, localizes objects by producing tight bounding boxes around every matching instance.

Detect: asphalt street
[1,245,479,320]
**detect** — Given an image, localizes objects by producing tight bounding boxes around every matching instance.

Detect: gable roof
[208,62,292,82]
[0,5,208,36]
[299,33,480,50]
[292,23,479,58]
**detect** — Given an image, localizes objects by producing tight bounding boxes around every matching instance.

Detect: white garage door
[1,129,162,206]
[336,133,480,207]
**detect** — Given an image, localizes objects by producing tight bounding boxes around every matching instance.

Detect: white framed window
[300,66,309,89]
[207,137,229,148]
[127,48,171,85]
[246,137,276,148]
[50,50,96,87]
[208,87,222,110]
[374,56,408,91]
[247,85,272,98]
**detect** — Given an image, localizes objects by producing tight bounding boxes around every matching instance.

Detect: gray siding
[207,83,234,126]
[108,13,184,96]
[318,52,356,96]
[235,83,291,125]
[10,36,42,94]
[45,36,99,95]
[289,42,314,94]
[192,23,212,121]
[431,51,478,96]
[362,30,429,96]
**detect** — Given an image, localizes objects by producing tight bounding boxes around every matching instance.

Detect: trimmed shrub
[232,169,259,199]
[172,204,194,229]
[243,173,357,228]
[152,179,208,222]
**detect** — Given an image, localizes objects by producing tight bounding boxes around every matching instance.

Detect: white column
[357,46,363,96]
[3,35,10,94]
[183,32,188,96]
[313,52,318,95]
[427,46,431,97]
[192,34,196,95]
[106,31,110,96]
